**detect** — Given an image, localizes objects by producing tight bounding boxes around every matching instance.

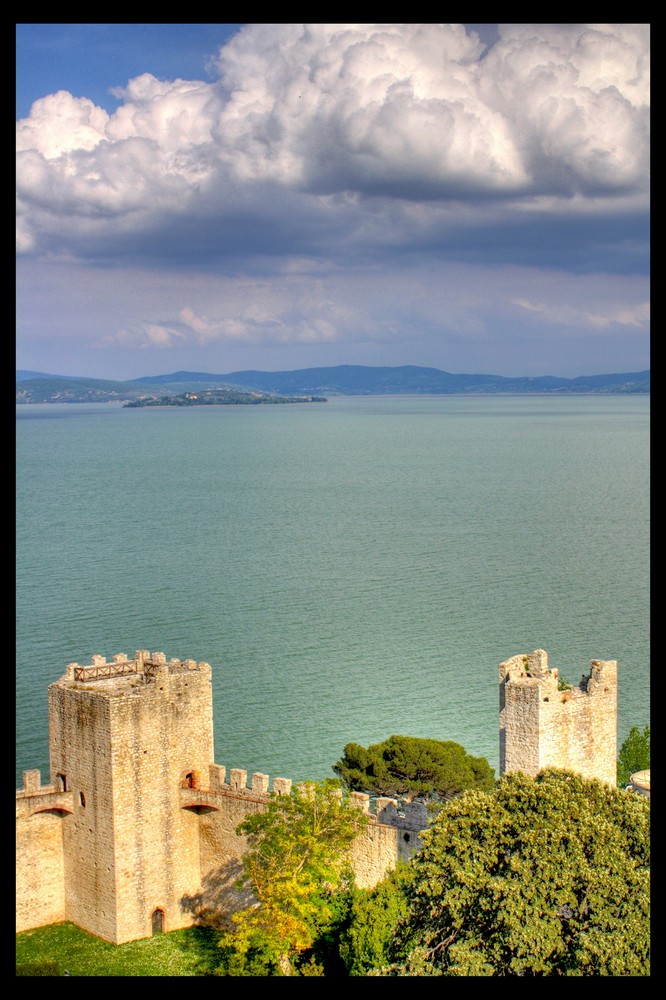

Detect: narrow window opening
[152,908,165,935]
[79,791,86,807]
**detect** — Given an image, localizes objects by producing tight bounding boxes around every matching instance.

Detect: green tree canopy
[217,779,368,976]
[334,735,495,801]
[617,725,650,787]
[374,768,649,976]
[338,863,414,976]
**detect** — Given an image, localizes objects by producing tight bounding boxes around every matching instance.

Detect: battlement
[18,648,430,943]
[347,791,429,829]
[499,649,616,694]
[58,650,210,686]
[17,645,620,944]
[178,764,428,830]
[16,769,75,820]
[499,649,617,784]
[17,768,58,797]
[179,765,292,804]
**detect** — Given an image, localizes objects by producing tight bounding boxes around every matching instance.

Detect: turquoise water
[16,394,650,787]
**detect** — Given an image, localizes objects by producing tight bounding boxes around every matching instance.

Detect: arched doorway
[151,908,165,935]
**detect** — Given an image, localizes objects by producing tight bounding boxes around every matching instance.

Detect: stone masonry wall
[48,679,118,941]
[46,652,215,943]
[18,650,424,942]
[16,771,72,932]
[17,646,619,944]
[347,793,426,887]
[181,767,426,924]
[499,649,618,785]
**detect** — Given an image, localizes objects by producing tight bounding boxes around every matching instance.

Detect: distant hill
[16,364,650,403]
[142,365,647,396]
[16,375,145,404]
[17,370,67,381]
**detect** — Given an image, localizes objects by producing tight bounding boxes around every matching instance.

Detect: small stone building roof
[628,769,650,797]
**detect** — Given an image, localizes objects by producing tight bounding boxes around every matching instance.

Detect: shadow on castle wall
[180,858,256,931]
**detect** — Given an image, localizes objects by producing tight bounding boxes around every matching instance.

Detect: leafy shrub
[334,735,495,801]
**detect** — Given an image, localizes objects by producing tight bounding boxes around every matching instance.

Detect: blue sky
[16,23,650,380]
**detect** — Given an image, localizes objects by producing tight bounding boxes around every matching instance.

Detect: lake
[16,394,649,787]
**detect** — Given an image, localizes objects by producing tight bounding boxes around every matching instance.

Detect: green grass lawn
[16,922,222,976]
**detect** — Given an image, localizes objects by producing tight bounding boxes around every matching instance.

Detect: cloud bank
[16,24,650,378]
[17,23,649,257]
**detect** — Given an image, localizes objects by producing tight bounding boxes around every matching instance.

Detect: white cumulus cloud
[16,23,649,262]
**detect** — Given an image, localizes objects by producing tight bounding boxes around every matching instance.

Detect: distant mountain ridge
[16,364,650,403]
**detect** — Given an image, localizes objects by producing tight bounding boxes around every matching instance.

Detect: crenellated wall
[17,646,619,943]
[176,769,426,925]
[42,651,215,942]
[16,651,426,942]
[499,649,617,785]
[16,771,74,932]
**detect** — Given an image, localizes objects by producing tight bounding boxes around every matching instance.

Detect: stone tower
[499,649,617,785]
[47,650,214,944]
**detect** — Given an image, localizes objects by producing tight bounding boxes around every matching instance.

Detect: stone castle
[499,649,618,785]
[17,647,617,944]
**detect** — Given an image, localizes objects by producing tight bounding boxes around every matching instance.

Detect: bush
[617,725,650,786]
[339,863,413,975]
[382,768,650,976]
[334,735,495,801]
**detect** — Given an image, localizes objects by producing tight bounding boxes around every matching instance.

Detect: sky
[16,23,650,380]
